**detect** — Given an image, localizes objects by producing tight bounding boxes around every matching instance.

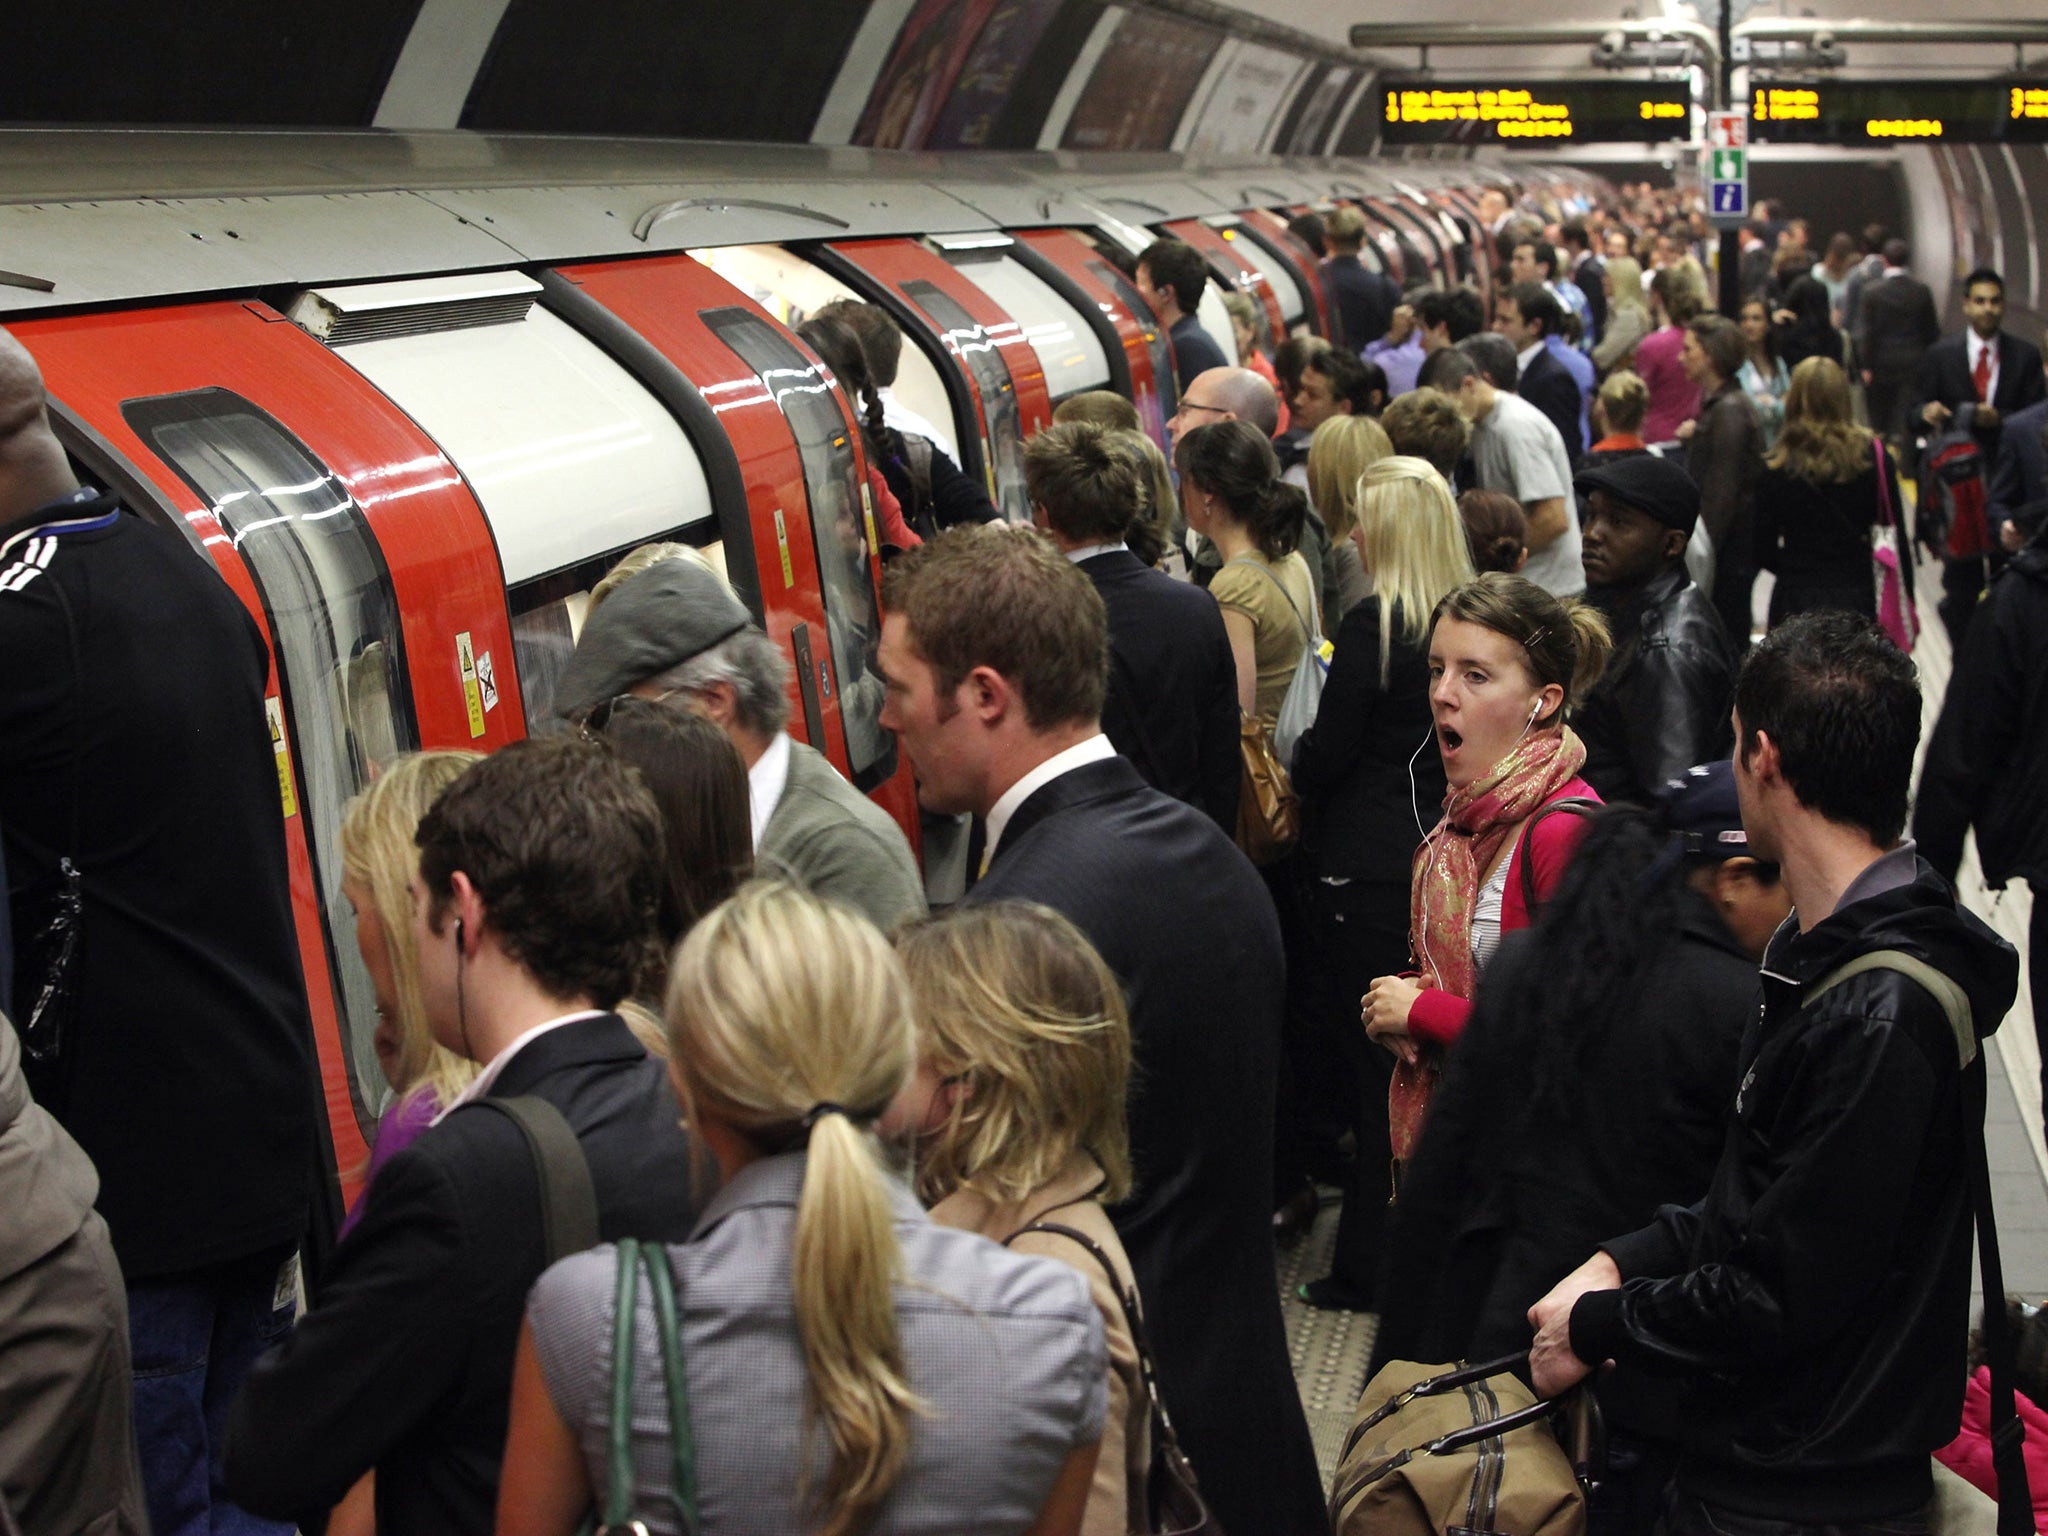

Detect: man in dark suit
[1492,284,1585,465]
[1855,239,1941,447]
[877,528,1326,1536]
[1322,204,1400,355]
[224,738,700,1536]
[1990,383,2048,547]
[1909,267,2048,636]
[1026,421,1239,830]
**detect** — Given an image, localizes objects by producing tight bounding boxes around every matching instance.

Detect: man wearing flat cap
[554,557,924,931]
[1573,455,1738,806]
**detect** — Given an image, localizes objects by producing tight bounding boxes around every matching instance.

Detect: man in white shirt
[1420,342,1583,596]
[552,557,925,930]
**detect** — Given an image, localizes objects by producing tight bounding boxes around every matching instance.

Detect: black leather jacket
[1570,860,2020,1522]
[1577,567,1738,805]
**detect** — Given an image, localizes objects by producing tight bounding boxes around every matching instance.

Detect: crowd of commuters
[2,170,2046,1536]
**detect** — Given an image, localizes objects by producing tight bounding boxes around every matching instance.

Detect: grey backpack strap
[1808,949,1975,1069]
[467,1096,601,1263]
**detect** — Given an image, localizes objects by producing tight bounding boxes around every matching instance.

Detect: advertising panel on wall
[1060,9,1225,151]
[922,0,1071,148]
[1178,40,1309,155]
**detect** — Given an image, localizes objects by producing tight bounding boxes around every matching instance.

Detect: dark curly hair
[415,734,666,1010]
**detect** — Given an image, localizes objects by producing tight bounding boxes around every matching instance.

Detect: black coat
[1371,897,1753,1439]
[1167,313,1227,392]
[1915,536,2048,890]
[877,427,996,538]
[967,759,1326,1536]
[1291,597,1442,882]
[1570,863,2020,1522]
[1574,253,1608,340]
[1576,568,1737,806]
[1078,549,1240,832]
[0,496,315,1279]
[1909,330,2047,426]
[1753,447,1904,620]
[1518,346,1585,469]
[223,1015,702,1536]
[1855,273,1940,384]
[1324,252,1400,354]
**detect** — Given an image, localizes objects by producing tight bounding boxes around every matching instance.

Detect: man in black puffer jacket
[1529,611,2020,1534]
[1915,517,2048,1126]
[1574,454,1737,806]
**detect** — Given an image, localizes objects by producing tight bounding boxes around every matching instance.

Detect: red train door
[17,303,524,1213]
[1241,209,1335,339]
[1011,229,1175,451]
[1162,218,1289,355]
[812,238,1052,524]
[545,254,919,842]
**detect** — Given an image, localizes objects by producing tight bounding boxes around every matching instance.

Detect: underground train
[0,130,1606,1219]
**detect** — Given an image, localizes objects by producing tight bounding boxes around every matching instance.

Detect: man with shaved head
[1166,365,1293,589]
[0,326,317,1536]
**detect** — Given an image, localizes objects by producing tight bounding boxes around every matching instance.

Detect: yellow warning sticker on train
[265,695,299,819]
[774,507,794,588]
[860,480,879,557]
[456,631,486,739]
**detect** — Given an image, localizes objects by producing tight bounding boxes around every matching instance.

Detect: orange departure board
[1377,80,1694,145]
[1751,80,2048,144]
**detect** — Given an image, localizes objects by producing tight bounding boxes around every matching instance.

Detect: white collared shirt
[983,734,1116,862]
[1062,541,1128,564]
[432,1009,608,1124]
[1516,341,1545,375]
[878,388,959,466]
[748,730,793,851]
[1968,329,2001,404]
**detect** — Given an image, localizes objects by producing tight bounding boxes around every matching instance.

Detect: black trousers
[1300,875,1412,1293]
[2033,897,2048,1140]
[1938,553,1991,649]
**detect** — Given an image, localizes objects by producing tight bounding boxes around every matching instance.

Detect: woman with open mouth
[1362,572,1613,1177]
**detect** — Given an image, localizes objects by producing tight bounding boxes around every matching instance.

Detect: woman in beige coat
[891,902,1152,1536]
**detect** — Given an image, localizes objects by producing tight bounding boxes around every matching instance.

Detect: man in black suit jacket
[1323,204,1400,354]
[1856,240,1941,444]
[223,738,700,1536]
[1492,284,1584,467]
[1909,268,2048,638]
[1026,421,1239,829]
[878,528,1326,1536]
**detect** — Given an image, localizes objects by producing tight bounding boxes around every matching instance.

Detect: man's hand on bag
[1363,975,1423,1064]
[1527,1251,1621,1397]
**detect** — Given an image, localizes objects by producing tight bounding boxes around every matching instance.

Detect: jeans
[127,1243,298,1536]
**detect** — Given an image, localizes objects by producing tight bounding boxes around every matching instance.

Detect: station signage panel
[1378,79,1694,145]
[1750,80,2048,145]
[1704,110,1749,222]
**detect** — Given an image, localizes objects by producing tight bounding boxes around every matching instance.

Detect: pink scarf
[1389,725,1587,1161]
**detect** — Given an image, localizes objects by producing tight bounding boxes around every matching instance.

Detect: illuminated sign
[1751,80,2048,145]
[1377,79,1694,145]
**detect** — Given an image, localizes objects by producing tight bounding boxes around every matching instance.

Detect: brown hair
[583,696,754,959]
[1113,430,1174,568]
[1051,390,1141,433]
[1687,315,1747,385]
[882,525,1108,730]
[1173,418,1306,561]
[1431,572,1612,726]
[1381,387,1471,482]
[1025,420,1143,546]
[1456,489,1529,575]
[1768,355,1874,484]
[814,298,904,388]
[1652,264,1704,324]
[895,901,1133,1208]
[415,735,666,1010]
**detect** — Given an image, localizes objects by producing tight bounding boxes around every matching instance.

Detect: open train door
[1160,217,1289,355]
[1239,209,1335,340]
[1010,229,1178,451]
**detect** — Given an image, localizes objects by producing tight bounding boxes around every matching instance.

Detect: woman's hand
[1363,976,1423,1064]
[1674,419,1697,443]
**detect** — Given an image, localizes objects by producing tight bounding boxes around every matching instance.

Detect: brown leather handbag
[1234,712,1298,866]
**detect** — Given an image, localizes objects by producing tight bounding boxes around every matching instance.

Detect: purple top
[1366,334,1426,398]
[337,1087,445,1242]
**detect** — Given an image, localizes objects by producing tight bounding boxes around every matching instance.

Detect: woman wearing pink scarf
[1364,573,1614,1165]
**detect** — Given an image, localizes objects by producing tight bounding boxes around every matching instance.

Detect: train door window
[893,280,1030,522]
[689,245,960,463]
[1085,258,1180,419]
[941,252,1110,406]
[123,388,420,1137]
[701,307,895,788]
[1193,279,1241,368]
[1218,226,1307,326]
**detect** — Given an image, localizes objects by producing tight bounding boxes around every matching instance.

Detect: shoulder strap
[1805,951,2031,1536]
[1232,553,1319,645]
[1516,796,1600,915]
[465,1096,600,1264]
[1871,436,1896,530]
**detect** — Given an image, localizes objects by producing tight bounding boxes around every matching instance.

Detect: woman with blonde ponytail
[501,882,1107,1536]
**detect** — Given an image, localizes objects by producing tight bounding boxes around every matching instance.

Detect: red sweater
[1408,777,1600,1047]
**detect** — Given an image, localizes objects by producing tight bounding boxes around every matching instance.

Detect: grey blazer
[759,740,925,930]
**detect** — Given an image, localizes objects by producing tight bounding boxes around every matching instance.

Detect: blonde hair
[588,542,714,613]
[1115,430,1177,563]
[1354,457,1477,686]
[1605,257,1647,314]
[894,902,1133,1210]
[1306,414,1395,543]
[1052,391,1142,434]
[1768,356,1873,484]
[664,882,922,1533]
[339,751,485,1110]
[1596,370,1649,436]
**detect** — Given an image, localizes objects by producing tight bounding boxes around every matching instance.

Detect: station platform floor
[1277,550,2044,1489]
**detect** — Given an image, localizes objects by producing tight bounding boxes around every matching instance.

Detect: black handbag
[17,576,86,1065]
[1007,1220,1222,1536]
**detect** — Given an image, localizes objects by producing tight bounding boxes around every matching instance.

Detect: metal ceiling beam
[1345,18,1720,79]
[1731,18,2048,46]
